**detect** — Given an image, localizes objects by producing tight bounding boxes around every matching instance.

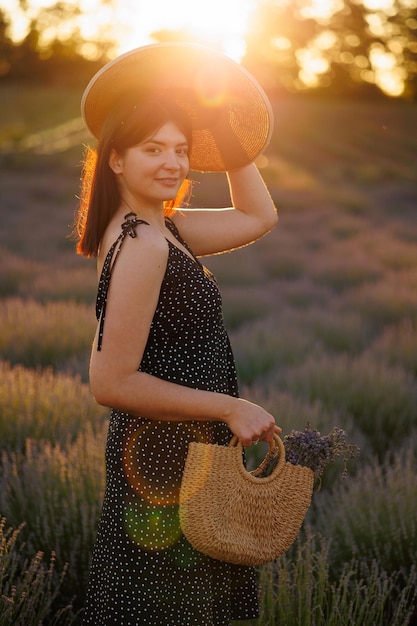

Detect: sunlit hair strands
[75,98,193,257]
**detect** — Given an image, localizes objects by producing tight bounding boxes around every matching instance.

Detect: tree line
[1,0,416,99]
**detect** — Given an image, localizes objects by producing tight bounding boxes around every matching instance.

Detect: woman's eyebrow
[143,139,189,146]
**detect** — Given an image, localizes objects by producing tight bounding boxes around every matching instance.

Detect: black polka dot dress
[81,214,259,625]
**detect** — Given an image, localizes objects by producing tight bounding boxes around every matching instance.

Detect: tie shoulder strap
[95,213,149,351]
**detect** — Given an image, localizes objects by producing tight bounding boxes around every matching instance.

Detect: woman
[77,44,281,625]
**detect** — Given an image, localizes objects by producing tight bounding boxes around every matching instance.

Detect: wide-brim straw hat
[81,42,274,172]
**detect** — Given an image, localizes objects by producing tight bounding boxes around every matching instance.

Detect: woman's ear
[109,149,123,174]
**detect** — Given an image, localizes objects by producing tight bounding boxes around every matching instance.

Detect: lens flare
[124,500,182,551]
[122,421,208,506]
[194,60,229,108]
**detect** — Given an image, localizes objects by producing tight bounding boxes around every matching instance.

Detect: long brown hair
[75,97,193,258]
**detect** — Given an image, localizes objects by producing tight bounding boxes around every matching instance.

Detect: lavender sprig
[283,422,360,485]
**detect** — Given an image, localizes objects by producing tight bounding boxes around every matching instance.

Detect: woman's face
[109,121,190,209]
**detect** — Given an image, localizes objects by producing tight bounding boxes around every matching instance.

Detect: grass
[243,532,417,626]
[0,84,86,148]
[283,353,417,458]
[0,361,108,452]
[370,319,417,376]
[0,519,76,625]
[0,428,106,609]
[0,85,417,623]
[0,299,96,374]
[312,446,417,577]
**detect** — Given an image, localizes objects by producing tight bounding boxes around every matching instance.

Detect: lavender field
[1,84,417,624]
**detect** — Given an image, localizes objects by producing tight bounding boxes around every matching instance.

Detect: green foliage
[0,85,83,145]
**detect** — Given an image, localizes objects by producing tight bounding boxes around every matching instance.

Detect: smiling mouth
[156,178,179,184]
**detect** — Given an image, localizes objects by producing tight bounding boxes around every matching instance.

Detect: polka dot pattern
[81,217,259,625]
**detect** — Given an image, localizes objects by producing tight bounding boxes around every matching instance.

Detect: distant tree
[243,0,319,94]
[325,0,417,98]
[384,4,417,99]
[0,2,113,84]
[243,0,417,99]
[0,10,14,77]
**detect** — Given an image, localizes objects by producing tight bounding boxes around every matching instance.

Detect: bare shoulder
[98,221,169,276]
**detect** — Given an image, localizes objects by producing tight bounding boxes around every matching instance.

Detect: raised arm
[90,225,280,447]
[172,162,278,256]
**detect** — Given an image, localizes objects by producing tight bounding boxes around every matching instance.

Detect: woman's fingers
[262,423,282,442]
[225,397,282,446]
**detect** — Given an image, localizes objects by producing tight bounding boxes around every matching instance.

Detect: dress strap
[96,212,149,351]
[165,217,218,285]
[165,217,198,261]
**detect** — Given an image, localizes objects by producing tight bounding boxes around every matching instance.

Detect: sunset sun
[111,0,257,60]
[4,0,257,61]
[3,0,409,96]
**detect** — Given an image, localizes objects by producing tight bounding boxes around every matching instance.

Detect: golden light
[2,0,27,41]
[4,0,257,61]
[362,0,396,10]
[369,44,406,96]
[295,31,336,88]
[296,47,330,87]
[3,0,412,97]
[299,0,344,21]
[111,0,256,60]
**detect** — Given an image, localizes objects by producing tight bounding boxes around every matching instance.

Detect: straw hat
[81,42,273,172]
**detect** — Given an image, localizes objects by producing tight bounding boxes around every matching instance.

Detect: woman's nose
[163,150,181,169]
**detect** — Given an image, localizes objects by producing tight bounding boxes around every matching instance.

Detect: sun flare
[113,0,257,60]
[4,0,256,61]
[3,0,408,97]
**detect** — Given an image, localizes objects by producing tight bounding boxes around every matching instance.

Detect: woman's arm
[172,163,278,257]
[93,369,280,447]
[90,226,280,447]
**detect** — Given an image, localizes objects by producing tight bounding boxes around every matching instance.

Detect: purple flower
[283,422,360,485]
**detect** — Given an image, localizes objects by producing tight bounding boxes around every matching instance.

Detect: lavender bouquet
[283,422,360,486]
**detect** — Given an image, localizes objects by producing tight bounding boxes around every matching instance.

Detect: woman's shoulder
[98,217,169,275]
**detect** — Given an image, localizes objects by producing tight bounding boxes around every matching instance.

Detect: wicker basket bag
[179,435,314,566]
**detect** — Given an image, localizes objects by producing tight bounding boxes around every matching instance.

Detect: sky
[2,0,257,61]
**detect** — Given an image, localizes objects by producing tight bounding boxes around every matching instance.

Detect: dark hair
[75,97,193,257]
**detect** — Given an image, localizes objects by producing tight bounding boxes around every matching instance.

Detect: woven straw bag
[179,435,314,566]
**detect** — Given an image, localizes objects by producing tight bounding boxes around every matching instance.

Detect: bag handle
[229,434,286,479]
